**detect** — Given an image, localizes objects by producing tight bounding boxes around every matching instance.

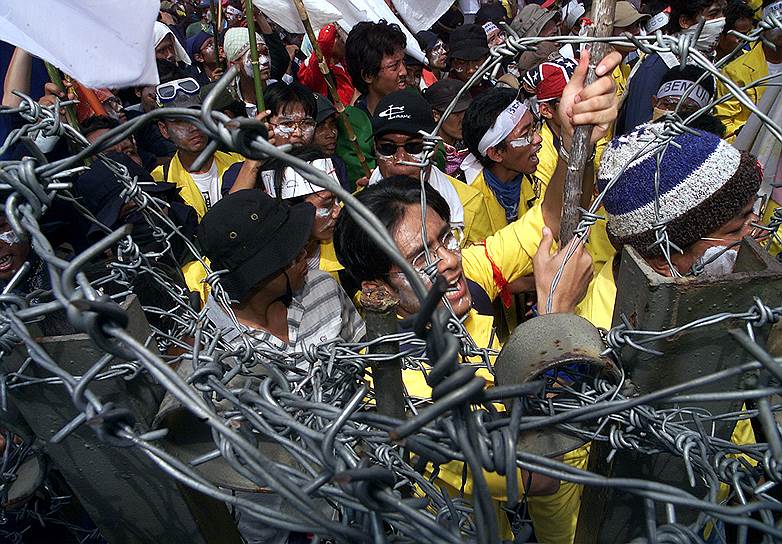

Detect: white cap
[262,158,338,199]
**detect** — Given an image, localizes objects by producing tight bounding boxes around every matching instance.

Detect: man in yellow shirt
[334,48,624,543]
[715,25,782,140]
[576,126,760,538]
[151,78,243,220]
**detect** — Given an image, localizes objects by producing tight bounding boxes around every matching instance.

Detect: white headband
[646,11,669,34]
[478,99,529,155]
[656,79,710,109]
[262,158,337,199]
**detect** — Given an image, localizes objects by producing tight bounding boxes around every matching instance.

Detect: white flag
[252,0,342,34]
[393,0,453,34]
[0,0,160,88]
[253,0,427,62]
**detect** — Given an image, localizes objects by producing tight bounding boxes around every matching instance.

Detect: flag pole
[291,0,372,178]
[559,0,617,245]
[44,63,80,131]
[243,0,266,113]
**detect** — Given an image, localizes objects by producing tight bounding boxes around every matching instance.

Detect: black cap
[448,24,489,61]
[314,93,336,124]
[198,189,314,301]
[423,79,472,112]
[371,90,435,138]
[75,153,177,239]
[415,30,440,52]
[475,3,508,25]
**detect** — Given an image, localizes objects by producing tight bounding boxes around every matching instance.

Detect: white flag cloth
[251,0,341,34]
[0,0,161,87]
[393,0,453,34]
[253,0,427,62]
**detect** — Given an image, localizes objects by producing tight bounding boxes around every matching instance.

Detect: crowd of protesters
[1,0,781,542]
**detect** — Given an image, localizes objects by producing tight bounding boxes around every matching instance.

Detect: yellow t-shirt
[714,43,769,141]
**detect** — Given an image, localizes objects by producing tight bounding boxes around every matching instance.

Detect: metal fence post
[575,237,782,543]
[1,295,241,543]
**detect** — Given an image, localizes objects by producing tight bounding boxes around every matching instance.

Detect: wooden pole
[559,0,617,245]
[290,0,372,178]
[243,0,266,112]
[43,63,80,131]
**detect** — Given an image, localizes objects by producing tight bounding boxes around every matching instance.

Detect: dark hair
[345,20,406,95]
[334,175,451,284]
[666,0,718,34]
[659,64,716,99]
[462,87,518,168]
[725,0,756,32]
[81,115,121,137]
[264,81,317,118]
[157,58,188,84]
[688,112,727,138]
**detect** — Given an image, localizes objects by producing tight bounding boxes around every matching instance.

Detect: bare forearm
[2,48,32,107]
[229,161,264,193]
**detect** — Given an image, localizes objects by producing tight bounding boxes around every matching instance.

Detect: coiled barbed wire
[1,19,782,544]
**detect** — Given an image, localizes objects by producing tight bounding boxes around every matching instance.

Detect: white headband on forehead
[261,158,337,199]
[478,99,529,155]
[656,79,711,109]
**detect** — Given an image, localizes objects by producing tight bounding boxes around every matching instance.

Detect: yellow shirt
[151,151,244,220]
[402,204,588,542]
[714,43,769,141]
[470,169,547,235]
[446,172,497,244]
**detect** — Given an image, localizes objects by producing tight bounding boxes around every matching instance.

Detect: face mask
[695,244,738,276]
[652,106,671,121]
[680,17,725,52]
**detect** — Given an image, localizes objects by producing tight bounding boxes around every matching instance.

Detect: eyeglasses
[155,77,200,103]
[409,227,464,273]
[508,116,543,148]
[375,140,425,158]
[271,117,317,135]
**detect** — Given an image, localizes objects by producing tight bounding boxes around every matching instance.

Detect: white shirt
[369,166,465,228]
[190,160,221,209]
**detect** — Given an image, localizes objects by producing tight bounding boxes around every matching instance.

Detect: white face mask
[680,17,725,52]
[695,244,738,276]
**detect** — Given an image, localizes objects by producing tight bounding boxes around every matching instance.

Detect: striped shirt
[205,270,366,356]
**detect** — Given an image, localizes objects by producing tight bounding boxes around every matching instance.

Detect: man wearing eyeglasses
[335,49,623,544]
[151,78,242,220]
[368,90,496,245]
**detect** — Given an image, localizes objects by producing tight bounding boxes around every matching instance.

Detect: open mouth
[445,276,467,302]
[0,254,14,272]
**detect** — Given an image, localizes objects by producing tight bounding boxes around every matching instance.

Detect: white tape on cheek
[0,229,22,245]
[315,207,331,218]
[477,100,529,155]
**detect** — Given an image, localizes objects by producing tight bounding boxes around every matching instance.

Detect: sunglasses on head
[155,77,200,104]
[375,140,425,158]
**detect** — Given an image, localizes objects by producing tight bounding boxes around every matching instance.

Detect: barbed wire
[0,14,782,544]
